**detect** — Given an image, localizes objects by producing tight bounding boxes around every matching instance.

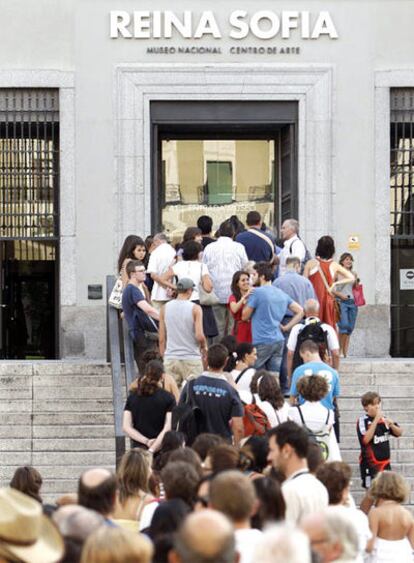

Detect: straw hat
[0,487,64,563]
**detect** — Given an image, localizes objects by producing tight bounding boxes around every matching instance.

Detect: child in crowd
[357,392,402,489]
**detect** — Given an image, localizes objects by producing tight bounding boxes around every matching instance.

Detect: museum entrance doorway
[150,101,298,244]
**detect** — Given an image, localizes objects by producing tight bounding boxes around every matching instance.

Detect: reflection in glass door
[161,140,277,243]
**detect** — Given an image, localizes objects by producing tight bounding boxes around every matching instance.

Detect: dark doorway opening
[0,89,60,359]
[390,89,414,357]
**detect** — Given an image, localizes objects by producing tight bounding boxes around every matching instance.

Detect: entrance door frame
[150,100,298,232]
[375,71,414,356]
[114,63,334,259]
[0,70,76,358]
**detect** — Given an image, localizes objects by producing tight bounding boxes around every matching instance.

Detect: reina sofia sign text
[110,10,338,40]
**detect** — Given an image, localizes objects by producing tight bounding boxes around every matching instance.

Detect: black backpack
[172,380,205,446]
[292,320,329,372]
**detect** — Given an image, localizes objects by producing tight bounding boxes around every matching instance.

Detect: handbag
[199,284,220,306]
[108,277,123,309]
[352,283,366,307]
[197,263,220,306]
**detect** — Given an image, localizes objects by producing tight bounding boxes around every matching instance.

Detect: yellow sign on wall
[348,235,360,250]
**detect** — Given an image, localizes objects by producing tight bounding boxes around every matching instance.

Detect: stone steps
[0,362,117,502]
[0,359,413,506]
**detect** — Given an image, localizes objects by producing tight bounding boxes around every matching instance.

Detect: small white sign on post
[400,269,414,290]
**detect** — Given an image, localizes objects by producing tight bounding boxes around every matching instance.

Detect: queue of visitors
[2,213,410,562]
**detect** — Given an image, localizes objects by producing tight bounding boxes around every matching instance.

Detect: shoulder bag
[198,263,220,306]
[247,228,275,260]
[108,277,123,309]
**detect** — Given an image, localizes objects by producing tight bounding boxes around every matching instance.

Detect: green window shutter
[207,161,232,205]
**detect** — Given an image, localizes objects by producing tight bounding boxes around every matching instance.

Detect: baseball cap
[176,278,195,292]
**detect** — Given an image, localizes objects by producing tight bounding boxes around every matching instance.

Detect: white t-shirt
[139,501,159,531]
[288,401,334,432]
[287,317,339,352]
[233,367,256,392]
[147,243,176,301]
[172,260,209,301]
[238,391,289,429]
[279,236,307,276]
[282,470,329,524]
[235,528,263,563]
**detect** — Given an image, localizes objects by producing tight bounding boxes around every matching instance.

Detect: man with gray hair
[279,218,309,276]
[168,509,238,563]
[53,505,104,562]
[301,507,360,562]
[254,525,311,563]
[147,232,176,309]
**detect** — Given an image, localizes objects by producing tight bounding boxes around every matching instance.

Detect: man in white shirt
[203,220,248,338]
[267,421,329,525]
[287,298,340,381]
[146,232,176,309]
[279,218,308,276]
[209,470,263,563]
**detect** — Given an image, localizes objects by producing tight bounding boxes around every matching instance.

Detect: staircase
[0,359,413,506]
[0,362,116,502]
[339,359,414,507]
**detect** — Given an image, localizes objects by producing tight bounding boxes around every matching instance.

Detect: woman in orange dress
[303,236,354,330]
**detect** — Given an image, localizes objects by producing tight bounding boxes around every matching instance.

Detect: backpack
[242,395,271,437]
[172,380,204,446]
[296,405,331,461]
[292,320,329,372]
[289,238,312,274]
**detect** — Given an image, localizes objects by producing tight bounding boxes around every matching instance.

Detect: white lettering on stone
[110,10,132,38]
[281,11,299,38]
[134,11,151,39]
[311,11,338,39]
[250,11,280,40]
[164,11,192,39]
[194,11,221,38]
[229,10,249,39]
[301,11,310,39]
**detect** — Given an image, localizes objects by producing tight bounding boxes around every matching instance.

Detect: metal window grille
[390,89,414,238]
[0,89,59,241]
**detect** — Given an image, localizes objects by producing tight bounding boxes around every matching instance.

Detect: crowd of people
[1,213,411,562]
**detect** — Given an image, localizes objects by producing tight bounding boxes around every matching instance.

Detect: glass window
[161,139,276,243]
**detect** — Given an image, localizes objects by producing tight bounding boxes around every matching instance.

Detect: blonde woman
[367,471,414,562]
[112,449,155,530]
[81,526,152,563]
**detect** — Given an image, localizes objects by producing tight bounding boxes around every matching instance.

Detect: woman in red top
[228,271,253,343]
[303,236,354,330]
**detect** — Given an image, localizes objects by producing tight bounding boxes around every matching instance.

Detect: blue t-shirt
[289,361,340,410]
[235,229,274,262]
[247,285,293,345]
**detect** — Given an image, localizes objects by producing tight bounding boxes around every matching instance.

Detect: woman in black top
[123,360,176,454]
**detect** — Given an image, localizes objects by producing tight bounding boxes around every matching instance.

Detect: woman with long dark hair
[228,270,253,343]
[123,360,176,453]
[303,235,354,329]
[249,371,289,426]
[117,235,148,286]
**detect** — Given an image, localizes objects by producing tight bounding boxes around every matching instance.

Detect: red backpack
[243,396,271,437]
